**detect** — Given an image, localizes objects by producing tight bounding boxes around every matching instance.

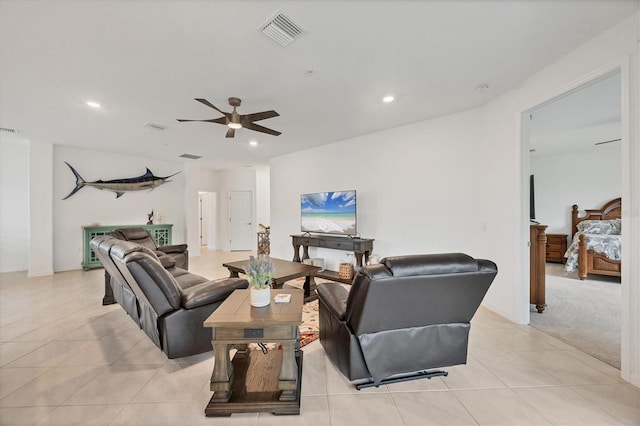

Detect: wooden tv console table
[291,234,374,284]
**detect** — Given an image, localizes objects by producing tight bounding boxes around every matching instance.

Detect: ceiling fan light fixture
[178,97,280,138]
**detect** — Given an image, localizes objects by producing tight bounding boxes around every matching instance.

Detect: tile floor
[0,249,638,425]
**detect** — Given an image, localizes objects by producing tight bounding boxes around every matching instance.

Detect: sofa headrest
[381,253,478,277]
[361,264,393,280]
[116,228,151,241]
[90,235,114,251]
[110,240,158,262]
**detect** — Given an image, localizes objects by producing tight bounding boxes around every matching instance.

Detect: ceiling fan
[177,97,281,138]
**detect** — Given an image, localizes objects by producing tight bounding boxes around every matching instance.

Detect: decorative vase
[250,287,271,307]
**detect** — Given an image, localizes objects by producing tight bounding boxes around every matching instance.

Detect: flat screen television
[530,174,536,221]
[300,190,356,236]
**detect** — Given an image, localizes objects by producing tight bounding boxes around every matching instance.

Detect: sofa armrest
[317,283,349,321]
[181,278,248,309]
[158,244,188,254]
[157,255,177,269]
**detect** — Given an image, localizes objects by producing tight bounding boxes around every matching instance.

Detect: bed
[565,197,622,280]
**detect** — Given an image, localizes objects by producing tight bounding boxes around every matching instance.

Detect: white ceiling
[529,71,621,157]
[1,0,637,169]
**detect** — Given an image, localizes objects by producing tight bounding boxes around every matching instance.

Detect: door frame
[518,56,637,383]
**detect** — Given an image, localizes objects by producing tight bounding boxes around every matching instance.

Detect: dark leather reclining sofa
[90,235,248,358]
[110,227,189,270]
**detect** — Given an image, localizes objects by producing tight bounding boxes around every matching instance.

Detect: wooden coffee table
[204,289,303,417]
[223,257,321,302]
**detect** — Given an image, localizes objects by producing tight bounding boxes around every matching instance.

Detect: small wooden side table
[545,233,568,264]
[203,289,303,417]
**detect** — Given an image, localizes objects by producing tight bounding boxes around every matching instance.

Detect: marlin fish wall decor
[62,162,180,199]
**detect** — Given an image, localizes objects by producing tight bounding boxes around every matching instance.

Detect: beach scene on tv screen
[301,191,356,235]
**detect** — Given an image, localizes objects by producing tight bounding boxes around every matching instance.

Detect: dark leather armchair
[317,253,497,389]
[110,227,189,270]
[95,237,248,358]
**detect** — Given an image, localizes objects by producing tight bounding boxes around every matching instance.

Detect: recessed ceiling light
[249,140,258,146]
[86,101,101,108]
[382,95,394,103]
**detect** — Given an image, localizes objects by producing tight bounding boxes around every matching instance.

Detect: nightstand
[546,233,568,263]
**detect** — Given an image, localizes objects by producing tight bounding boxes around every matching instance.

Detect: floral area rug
[249,299,317,352]
[300,299,319,347]
[248,279,346,350]
[284,277,322,348]
[285,276,347,348]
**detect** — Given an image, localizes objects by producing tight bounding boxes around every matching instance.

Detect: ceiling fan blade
[243,122,281,136]
[176,117,227,124]
[225,128,235,138]
[241,110,279,122]
[194,98,230,117]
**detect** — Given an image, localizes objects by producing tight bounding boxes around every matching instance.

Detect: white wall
[29,141,53,276]
[270,12,639,386]
[270,108,491,272]
[532,143,622,235]
[0,134,29,273]
[215,168,257,251]
[206,193,217,248]
[184,164,219,256]
[255,165,270,229]
[183,165,268,253]
[2,142,267,270]
[53,146,186,271]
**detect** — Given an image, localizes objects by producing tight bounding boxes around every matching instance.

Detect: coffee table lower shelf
[205,349,303,417]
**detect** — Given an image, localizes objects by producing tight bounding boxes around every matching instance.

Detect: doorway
[198,192,217,249]
[524,70,622,368]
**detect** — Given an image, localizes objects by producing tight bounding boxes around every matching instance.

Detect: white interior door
[229,190,253,251]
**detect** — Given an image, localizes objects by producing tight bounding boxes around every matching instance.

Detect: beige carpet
[530,263,621,369]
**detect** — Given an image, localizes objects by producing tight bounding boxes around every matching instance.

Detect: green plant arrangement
[243,255,275,289]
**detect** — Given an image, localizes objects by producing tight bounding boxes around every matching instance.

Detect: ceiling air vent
[179,153,202,160]
[259,11,304,47]
[0,127,18,134]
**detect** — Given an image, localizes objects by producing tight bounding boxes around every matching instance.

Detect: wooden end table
[203,289,304,417]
